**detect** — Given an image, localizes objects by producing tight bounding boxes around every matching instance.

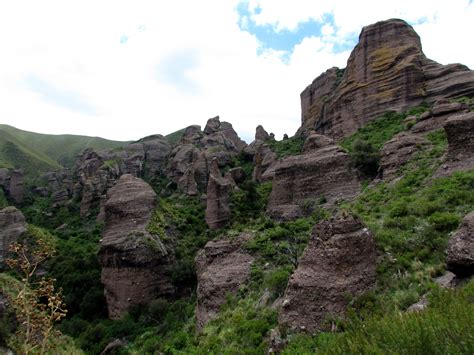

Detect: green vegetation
[0,124,126,170]
[349,139,380,178]
[340,111,408,152]
[165,128,186,144]
[3,100,474,354]
[284,281,474,354]
[0,128,61,174]
[0,188,8,208]
[266,136,305,158]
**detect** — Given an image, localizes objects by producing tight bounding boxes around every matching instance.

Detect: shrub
[350,139,380,178]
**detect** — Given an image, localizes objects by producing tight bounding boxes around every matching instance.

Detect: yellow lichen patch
[370,45,413,72]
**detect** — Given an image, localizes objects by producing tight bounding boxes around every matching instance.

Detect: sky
[0,1,473,143]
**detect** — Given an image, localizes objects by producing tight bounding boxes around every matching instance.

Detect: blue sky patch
[236,3,358,60]
[120,35,129,44]
[156,49,200,94]
[24,75,97,115]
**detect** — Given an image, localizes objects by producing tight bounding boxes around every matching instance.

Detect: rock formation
[252,144,278,183]
[437,111,474,176]
[267,143,360,220]
[74,135,171,216]
[168,116,246,195]
[195,233,254,331]
[380,132,430,180]
[279,214,377,333]
[447,211,474,277]
[205,159,232,229]
[0,206,27,269]
[0,169,24,204]
[299,19,474,140]
[98,174,174,319]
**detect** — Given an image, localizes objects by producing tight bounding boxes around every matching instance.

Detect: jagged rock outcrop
[255,125,270,141]
[279,214,376,333]
[411,100,469,135]
[195,233,254,331]
[205,159,231,229]
[446,212,474,277]
[299,19,474,140]
[0,206,27,269]
[437,112,474,176]
[98,174,174,319]
[380,132,430,180]
[0,169,24,204]
[74,135,171,216]
[253,144,278,183]
[267,144,360,220]
[168,117,246,195]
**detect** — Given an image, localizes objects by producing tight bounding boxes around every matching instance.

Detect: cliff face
[299,19,474,140]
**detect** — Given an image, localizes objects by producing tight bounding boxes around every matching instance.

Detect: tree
[6,238,67,354]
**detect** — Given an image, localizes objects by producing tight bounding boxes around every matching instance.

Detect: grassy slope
[0,124,127,171]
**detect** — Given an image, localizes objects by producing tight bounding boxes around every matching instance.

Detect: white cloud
[0,0,472,143]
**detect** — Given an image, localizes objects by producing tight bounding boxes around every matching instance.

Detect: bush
[350,139,380,178]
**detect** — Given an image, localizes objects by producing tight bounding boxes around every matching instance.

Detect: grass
[266,136,305,158]
[165,128,186,145]
[0,124,127,170]
[284,281,474,355]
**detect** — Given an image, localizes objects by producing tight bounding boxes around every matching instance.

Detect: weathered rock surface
[98,174,174,319]
[267,145,360,220]
[73,134,171,216]
[447,211,474,277]
[253,144,278,183]
[168,117,246,195]
[0,206,27,268]
[299,19,474,140]
[302,133,334,153]
[437,112,474,176]
[255,125,270,141]
[380,132,430,180]
[195,233,254,331]
[0,169,24,204]
[205,159,231,229]
[279,214,377,333]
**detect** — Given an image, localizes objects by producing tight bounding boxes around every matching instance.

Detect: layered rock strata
[299,19,474,140]
[98,174,174,319]
[267,141,360,220]
[279,214,376,333]
[195,233,254,331]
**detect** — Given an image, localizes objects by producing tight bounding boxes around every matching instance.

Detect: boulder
[380,132,430,180]
[447,211,474,277]
[0,207,27,269]
[203,116,221,134]
[267,145,360,220]
[279,214,377,333]
[195,233,254,331]
[302,133,334,153]
[205,159,231,229]
[298,19,474,140]
[98,174,174,319]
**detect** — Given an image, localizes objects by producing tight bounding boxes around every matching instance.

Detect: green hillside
[0,124,128,173]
